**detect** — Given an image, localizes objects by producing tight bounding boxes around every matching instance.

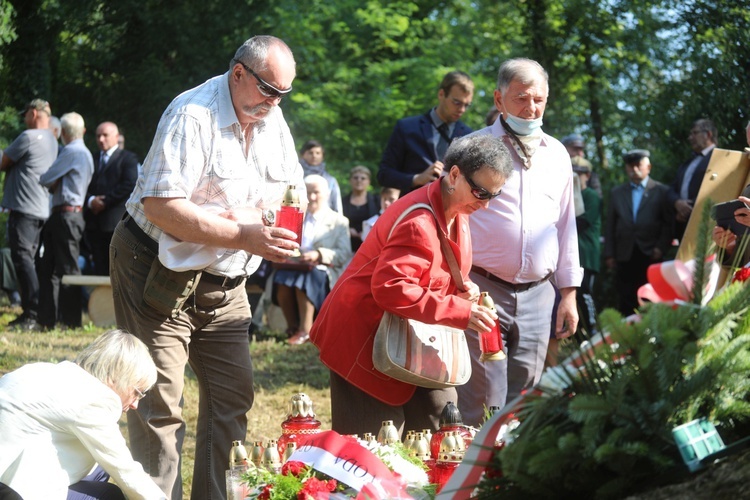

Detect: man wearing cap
[456,58,583,427]
[38,112,94,330]
[667,118,718,241]
[561,132,602,197]
[604,149,673,316]
[0,99,58,331]
[377,70,474,194]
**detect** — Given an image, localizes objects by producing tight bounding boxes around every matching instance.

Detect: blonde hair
[76,329,157,396]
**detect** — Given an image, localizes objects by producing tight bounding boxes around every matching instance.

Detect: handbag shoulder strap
[386,202,466,293]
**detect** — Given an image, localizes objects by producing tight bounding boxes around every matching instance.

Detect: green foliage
[478,242,750,498]
[1,0,747,180]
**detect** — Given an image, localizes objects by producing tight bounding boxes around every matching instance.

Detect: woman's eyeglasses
[134,387,147,400]
[465,174,502,200]
[237,61,292,100]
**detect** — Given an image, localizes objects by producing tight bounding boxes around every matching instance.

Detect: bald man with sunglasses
[109,36,305,500]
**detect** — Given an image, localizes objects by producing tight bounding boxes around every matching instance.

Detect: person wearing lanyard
[457,58,583,427]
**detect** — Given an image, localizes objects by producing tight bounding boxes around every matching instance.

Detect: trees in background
[0,0,747,187]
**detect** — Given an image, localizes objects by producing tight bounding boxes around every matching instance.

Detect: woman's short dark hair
[444,134,513,180]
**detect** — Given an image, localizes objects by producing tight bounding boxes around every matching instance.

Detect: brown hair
[439,70,474,96]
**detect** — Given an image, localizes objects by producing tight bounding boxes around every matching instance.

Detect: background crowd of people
[1,31,749,500]
[0,104,138,332]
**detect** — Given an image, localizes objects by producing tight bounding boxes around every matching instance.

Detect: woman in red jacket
[310,134,513,436]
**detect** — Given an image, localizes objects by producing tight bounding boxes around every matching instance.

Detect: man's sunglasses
[465,173,502,201]
[237,61,292,100]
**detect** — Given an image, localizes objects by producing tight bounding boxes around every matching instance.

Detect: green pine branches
[477,213,750,499]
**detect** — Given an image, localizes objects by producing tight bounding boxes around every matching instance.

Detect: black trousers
[616,247,658,316]
[7,211,45,319]
[85,227,114,276]
[38,211,84,328]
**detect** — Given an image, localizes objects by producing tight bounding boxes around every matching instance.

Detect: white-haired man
[38,112,94,330]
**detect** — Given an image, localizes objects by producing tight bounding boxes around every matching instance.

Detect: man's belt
[200,272,245,290]
[471,265,552,292]
[52,204,82,213]
[124,214,159,253]
[123,214,245,289]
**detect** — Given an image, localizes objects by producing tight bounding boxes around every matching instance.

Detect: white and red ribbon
[638,255,719,307]
[287,430,410,498]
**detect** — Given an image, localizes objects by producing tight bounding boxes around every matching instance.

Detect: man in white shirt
[109,35,305,499]
[668,118,718,241]
[457,58,583,426]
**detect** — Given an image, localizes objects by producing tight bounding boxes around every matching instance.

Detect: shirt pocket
[208,137,255,207]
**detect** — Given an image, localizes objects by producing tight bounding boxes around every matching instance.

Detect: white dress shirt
[468,122,583,288]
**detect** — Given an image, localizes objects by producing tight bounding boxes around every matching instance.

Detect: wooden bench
[61,275,114,327]
[61,277,274,330]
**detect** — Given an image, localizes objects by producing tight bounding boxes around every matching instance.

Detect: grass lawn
[0,304,332,498]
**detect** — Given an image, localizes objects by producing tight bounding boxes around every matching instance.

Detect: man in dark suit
[605,149,673,316]
[668,118,717,241]
[377,70,473,193]
[84,121,138,275]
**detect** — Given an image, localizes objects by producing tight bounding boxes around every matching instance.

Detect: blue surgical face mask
[504,113,543,136]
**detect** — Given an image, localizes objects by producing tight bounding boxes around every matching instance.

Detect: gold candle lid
[480,291,495,309]
[283,442,297,462]
[282,185,301,207]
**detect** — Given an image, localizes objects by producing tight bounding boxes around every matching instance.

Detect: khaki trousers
[110,220,254,500]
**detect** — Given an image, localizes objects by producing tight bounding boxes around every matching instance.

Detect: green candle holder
[672,418,725,472]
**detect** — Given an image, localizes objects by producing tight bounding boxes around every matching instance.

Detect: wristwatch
[261,209,276,227]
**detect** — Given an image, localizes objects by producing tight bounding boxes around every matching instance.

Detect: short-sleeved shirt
[2,128,58,219]
[126,72,305,278]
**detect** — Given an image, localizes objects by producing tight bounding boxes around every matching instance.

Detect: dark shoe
[287,330,310,345]
[17,318,45,332]
[8,314,28,327]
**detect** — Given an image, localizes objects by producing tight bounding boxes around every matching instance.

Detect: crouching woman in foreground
[310,134,513,437]
[0,330,166,500]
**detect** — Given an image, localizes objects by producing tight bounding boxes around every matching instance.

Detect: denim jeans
[67,465,125,500]
[110,220,254,500]
[7,211,45,319]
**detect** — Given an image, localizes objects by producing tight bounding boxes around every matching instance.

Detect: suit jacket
[84,148,139,232]
[377,112,472,193]
[668,151,713,206]
[604,178,674,262]
[306,207,352,286]
[310,181,473,406]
